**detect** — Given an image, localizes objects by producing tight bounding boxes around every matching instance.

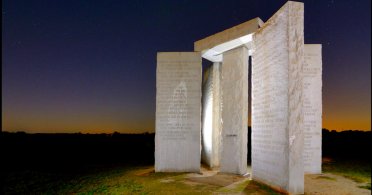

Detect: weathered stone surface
[202,65,214,167]
[252,1,304,194]
[303,44,322,174]
[212,63,222,167]
[155,52,201,172]
[201,62,222,167]
[220,46,248,175]
[194,18,263,52]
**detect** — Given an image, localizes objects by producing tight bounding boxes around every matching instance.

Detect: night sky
[2,0,371,133]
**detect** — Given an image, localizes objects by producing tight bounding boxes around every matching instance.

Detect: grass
[359,183,371,190]
[322,158,371,190]
[243,181,284,195]
[4,159,371,194]
[4,165,215,194]
[3,165,282,194]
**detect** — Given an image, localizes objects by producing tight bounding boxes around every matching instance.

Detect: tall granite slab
[303,44,322,174]
[202,65,214,167]
[201,62,222,167]
[155,52,202,172]
[212,63,222,167]
[220,46,248,175]
[252,1,304,194]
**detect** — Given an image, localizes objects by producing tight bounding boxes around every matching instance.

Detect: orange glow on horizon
[2,115,370,133]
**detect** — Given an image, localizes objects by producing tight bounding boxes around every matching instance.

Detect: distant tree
[112,131,120,137]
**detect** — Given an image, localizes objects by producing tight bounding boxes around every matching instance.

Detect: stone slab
[212,62,222,167]
[202,65,214,166]
[251,1,304,194]
[194,18,263,52]
[220,46,248,175]
[303,44,322,174]
[155,52,202,172]
[201,62,222,167]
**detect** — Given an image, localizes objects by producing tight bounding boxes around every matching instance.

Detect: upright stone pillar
[212,63,222,167]
[303,44,322,174]
[201,62,222,168]
[252,1,304,194]
[155,52,201,172]
[220,46,248,175]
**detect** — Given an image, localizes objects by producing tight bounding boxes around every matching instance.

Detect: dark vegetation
[1,132,155,194]
[1,132,155,170]
[322,129,371,161]
[1,129,370,194]
[2,128,370,170]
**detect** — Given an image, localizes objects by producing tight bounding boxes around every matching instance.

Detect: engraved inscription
[156,60,200,141]
[155,52,201,172]
[303,45,322,173]
[252,4,289,187]
[252,2,304,193]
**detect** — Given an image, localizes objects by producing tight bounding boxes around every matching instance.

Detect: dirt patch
[315,175,337,181]
[243,181,284,195]
[133,166,154,176]
[186,171,370,194]
[187,173,245,187]
[159,178,175,183]
[305,173,370,195]
[126,165,371,194]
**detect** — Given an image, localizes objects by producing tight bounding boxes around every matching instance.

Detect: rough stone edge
[194,17,263,52]
[287,1,305,194]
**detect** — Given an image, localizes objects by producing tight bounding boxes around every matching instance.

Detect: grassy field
[322,158,371,190]
[4,159,370,194]
[2,132,370,194]
[4,164,284,195]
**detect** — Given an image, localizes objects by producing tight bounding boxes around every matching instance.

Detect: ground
[3,158,370,194]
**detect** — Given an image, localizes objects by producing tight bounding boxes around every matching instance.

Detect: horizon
[2,0,371,133]
[2,128,371,134]
[2,127,370,134]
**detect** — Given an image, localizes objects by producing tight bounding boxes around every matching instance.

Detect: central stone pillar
[220,46,248,175]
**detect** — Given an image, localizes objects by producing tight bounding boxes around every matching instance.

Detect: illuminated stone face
[201,62,222,168]
[201,65,215,167]
[252,2,305,194]
[220,46,248,175]
[155,52,201,172]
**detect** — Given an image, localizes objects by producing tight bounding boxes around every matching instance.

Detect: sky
[2,0,371,133]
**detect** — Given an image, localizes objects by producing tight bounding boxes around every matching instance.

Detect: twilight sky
[2,0,371,133]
